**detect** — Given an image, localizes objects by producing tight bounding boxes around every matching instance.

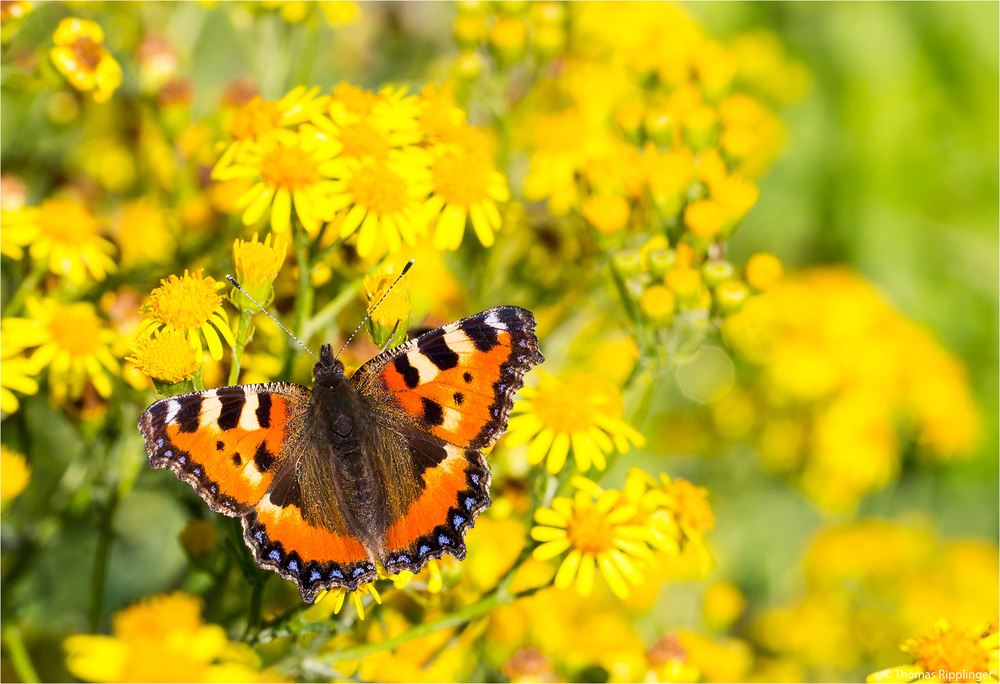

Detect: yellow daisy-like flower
[0,445,31,503]
[0,348,40,414]
[127,328,201,384]
[213,86,331,175]
[529,478,649,599]
[215,125,343,235]
[307,582,383,622]
[389,559,445,593]
[137,270,235,361]
[531,470,714,599]
[325,83,421,145]
[505,371,645,474]
[111,197,176,269]
[2,298,119,403]
[49,18,122,103]
[5,199,116,285]
[868,620,999,684]
[64,592,260,683]
[327,150,432,257]
[231,231,288,310]
[424,126,509,249]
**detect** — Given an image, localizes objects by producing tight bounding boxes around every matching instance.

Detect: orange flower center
[228,97,283,141]
[260,145,319,191]
[339,121,389,161]
[348,162,408,216]
[47,306,103,356]
[567,506,616,554]
[36,199,99,246]
[911,630,989,682]
[332,82,380,116]
[71,36,103,71]
[432,149,491,207]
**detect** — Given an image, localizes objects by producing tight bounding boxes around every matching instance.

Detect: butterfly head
[314,343,345,380]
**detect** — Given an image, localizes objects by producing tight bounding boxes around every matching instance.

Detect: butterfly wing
[350,306,542,575]
[351,306,544,449]
[138,383,311,516]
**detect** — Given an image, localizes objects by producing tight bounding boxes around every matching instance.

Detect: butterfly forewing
[139,383,311,516]
[351,306,545,449]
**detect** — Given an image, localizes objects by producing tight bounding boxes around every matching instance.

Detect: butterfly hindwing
[372,419,492,575]
[138,383,310,516]
[352,306,544,450]
[242,451,377,601]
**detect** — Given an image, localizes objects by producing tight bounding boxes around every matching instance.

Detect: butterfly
[138,306,543,602]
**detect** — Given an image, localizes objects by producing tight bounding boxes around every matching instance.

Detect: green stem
[228,309,254,386]
[309,584,542,671]
[301,279,362,342]
[243,574,269,644]
[2,260,45,317]
[292,228,314,339]
[191,368,205,392]
[2,625,39,684]
[88,491,119,633]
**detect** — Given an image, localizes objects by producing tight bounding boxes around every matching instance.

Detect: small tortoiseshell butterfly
[138,307,543,601]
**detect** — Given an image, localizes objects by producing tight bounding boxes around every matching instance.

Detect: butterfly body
[139,306,543,601]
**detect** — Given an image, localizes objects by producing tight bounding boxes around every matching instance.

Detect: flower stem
[309,583,543,671]
[88,490,119,633]
[191,368,205,392]
[228,309,253,386]
[2,259,45,317]
[292,227,314,340]
[2,624,39,684]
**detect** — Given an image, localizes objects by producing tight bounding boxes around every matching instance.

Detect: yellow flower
[745,252,783,291]
[49,18,122,102]
[529,469,711,600]
[64,592,260,683]
[424,126,509,249]
[138,270,235,361]
[2,298,119,403]
[327,150,432,257]
[216,125,343,235]
[362,263,410,347]
[582,193,630,234]
[111,197,176,269]
[417,82,466,143]
[214,86,331,174]
[506,371,645,474]
[0,445,30,503]
[127,328,201,384]
[6,199,116,285]
[0,348,39,414]
[307,582,382,622]
[389,559,444,593]
[868,621,999,684]
[231,231,288,310]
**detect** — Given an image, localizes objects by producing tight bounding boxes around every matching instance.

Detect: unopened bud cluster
[452,1,567,79]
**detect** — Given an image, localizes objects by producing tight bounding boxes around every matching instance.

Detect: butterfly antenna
[226,275,319,362]
[335,259,414,360]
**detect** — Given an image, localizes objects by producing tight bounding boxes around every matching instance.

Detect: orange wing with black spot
[351,306,544,449]
[138,383,311,516]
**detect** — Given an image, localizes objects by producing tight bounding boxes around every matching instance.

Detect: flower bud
[453,13,487,49]
[665,266,703,307]
[640,285,676,328]
[714,279,750,315]
[363,265,411,348]
[489,17,528,66]
[613,249,642,278]
[643,106,674,147]
[702,260,735,287]
[745,253,783,292]
[648,249,676,278]
[231,232,288,311]
[682,103,718,150]
[452,50,485,81]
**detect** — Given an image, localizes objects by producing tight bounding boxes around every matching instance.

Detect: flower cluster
[719,267,981,510]
[212,81,509,256]
[754,520,998,675]
[868,621,999,684]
